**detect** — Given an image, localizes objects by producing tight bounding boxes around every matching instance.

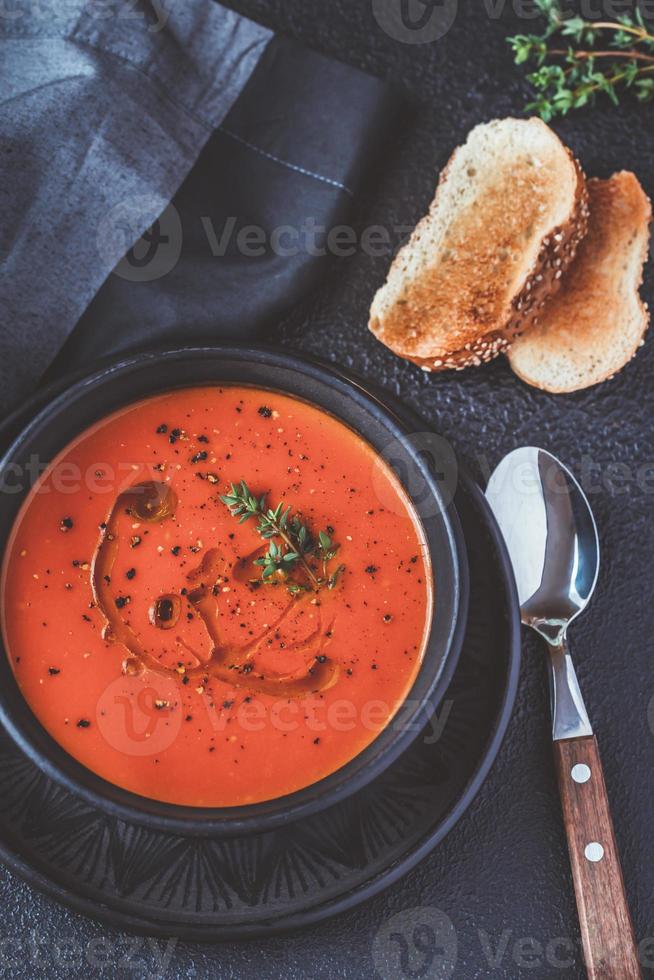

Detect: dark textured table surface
[2,1,654,977]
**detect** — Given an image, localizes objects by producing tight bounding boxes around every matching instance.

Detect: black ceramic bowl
[0,346,468,836]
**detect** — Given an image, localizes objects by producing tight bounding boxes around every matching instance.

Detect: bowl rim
[0,344,469,836]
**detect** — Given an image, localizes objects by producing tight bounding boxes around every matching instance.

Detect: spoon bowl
[486,446,600,644]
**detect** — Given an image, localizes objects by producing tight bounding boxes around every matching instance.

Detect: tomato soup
[1,387,432,807]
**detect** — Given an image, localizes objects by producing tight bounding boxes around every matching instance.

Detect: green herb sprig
[220,481,345,593]
[508,0,654,120]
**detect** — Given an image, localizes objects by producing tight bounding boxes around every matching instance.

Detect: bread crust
[369,120,589,373]
[508,172,651,393]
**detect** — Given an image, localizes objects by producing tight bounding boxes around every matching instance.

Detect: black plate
[0,392,521,938]
[0,347,467,836]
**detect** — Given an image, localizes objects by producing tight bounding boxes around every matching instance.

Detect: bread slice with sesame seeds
[508,172,651,393]
[368,117,589,372]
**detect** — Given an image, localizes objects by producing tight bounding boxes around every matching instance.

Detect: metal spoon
[486,447,641,980]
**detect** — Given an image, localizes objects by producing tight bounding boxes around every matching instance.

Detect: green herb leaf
[327,565,346,590]
[508,5,654,118]
[220,480,346,593]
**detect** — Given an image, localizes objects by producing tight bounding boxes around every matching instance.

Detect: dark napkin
[1,1,397,415]
[0,0,271,411]
[50,34,396,378]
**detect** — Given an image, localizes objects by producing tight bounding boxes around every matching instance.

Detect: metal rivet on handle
[571,763,591,784]
[585,842,604,863]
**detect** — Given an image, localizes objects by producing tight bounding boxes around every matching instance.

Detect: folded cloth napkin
[0,0,396,416]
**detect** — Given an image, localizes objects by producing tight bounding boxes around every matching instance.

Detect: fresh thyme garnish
[508,1,654,120]
[220,481,345,593]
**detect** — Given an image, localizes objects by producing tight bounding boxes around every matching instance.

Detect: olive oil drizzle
[90,481,339,697]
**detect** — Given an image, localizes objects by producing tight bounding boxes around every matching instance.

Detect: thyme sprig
[220,481,345,593]
[508,1,654,119]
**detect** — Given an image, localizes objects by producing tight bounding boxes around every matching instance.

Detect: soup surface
[2,387,432,807]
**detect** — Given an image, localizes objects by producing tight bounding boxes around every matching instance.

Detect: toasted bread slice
[369,117,589,371]
[508,172,651,393]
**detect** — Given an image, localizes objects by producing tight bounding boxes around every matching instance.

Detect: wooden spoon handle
[554,735,641,979]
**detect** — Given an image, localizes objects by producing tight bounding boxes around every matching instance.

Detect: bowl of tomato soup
[0,347,467,835]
